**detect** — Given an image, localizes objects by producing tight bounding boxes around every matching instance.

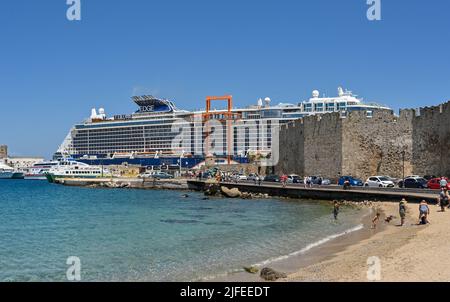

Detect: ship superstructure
[55,87,390,168]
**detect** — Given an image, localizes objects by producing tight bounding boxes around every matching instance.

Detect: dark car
[338,176,363,186]
[398,177,428,189]
[264,175,280,182]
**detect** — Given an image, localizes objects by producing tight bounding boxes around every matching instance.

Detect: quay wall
[276,101,450,180]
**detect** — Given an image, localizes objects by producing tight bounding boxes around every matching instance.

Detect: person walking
[440,177,448,190]
[439,188,448,212]
[399,198,407,227]
[281,174,288,188]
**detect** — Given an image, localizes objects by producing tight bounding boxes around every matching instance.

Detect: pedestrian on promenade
[399,198,407,226]
[303,176,308,188]
[440,177,448,190]
[281,174,288,188]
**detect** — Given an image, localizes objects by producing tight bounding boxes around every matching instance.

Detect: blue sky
[1,0,449,158]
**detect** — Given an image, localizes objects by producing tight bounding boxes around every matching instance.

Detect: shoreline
[207,203,380,282]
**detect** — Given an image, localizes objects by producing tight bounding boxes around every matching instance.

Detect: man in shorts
[399,198,407,226]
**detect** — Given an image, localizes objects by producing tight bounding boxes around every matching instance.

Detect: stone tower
[0,145,8,159]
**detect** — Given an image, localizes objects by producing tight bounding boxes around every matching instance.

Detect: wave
[198,223,364,281]
[252,224,364,267]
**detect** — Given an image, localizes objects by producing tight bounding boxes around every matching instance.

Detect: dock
[54,177,189,190]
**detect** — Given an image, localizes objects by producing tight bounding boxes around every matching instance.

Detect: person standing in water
[399,198,407,226]
[333,201,340,220]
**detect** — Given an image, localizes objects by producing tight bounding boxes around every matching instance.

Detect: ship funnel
[338,87,344,97]
[90,108,98,119]
[257,98,263,107]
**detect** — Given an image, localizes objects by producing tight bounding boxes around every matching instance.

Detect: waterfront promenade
[51,176,439,203]
[187,180,439,203]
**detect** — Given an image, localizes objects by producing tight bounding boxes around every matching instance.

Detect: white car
[364,176,395,188]
[138,172,155,178]
[234,174,247,181]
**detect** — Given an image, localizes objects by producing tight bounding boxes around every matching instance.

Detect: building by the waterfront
[0,145,7,159]
[5,156,45,170]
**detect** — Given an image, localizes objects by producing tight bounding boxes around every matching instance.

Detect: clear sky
[1,0,449,158]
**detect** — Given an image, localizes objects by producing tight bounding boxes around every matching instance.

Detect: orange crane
[202,95,240,165]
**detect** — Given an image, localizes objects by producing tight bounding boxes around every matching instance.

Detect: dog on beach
[385,215,396,223]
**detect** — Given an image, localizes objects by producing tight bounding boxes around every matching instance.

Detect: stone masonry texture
[275,101,450,181]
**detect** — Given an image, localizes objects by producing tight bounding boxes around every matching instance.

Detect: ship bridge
[132,95,178,114]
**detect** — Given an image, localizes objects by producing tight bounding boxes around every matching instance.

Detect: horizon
[1,0,450,158]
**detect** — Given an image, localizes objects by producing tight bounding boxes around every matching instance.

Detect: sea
[0,180,368,281]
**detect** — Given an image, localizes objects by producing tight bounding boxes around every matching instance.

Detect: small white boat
[0,162,23,179]
[23,161,60,180]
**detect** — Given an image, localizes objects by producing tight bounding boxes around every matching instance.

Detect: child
[371,212,381,229]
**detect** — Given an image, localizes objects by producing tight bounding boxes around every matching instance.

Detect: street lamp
[401,150,405,188]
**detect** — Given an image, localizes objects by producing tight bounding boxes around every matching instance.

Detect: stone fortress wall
[275,101,450,181]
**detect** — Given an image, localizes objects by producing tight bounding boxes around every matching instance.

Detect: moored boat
[44,159,109,183]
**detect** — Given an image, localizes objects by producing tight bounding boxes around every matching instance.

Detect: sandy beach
[287,200,449,282]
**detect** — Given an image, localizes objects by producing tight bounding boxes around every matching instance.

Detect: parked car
[247,173,258,181]
[405,175,421,179]
[427,177,450,190]
[398,177,428,189]
[364,176,395,188]
[152,172,174,179]
[264,175,280,182]
[308,176,331,185]
[338,176,363,187]
[287,174,302,184]
[138,171,155,178]
[234,174,247,181]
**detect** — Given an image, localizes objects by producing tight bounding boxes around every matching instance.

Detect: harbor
[2,0,450,287]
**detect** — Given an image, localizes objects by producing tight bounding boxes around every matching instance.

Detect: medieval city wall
[275,101,450,180]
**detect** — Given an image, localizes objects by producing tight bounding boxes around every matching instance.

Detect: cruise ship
[55,87,391,168]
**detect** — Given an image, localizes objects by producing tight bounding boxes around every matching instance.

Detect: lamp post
[401,150,405,188]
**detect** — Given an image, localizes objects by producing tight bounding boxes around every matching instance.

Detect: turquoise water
[0,180,366,281]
